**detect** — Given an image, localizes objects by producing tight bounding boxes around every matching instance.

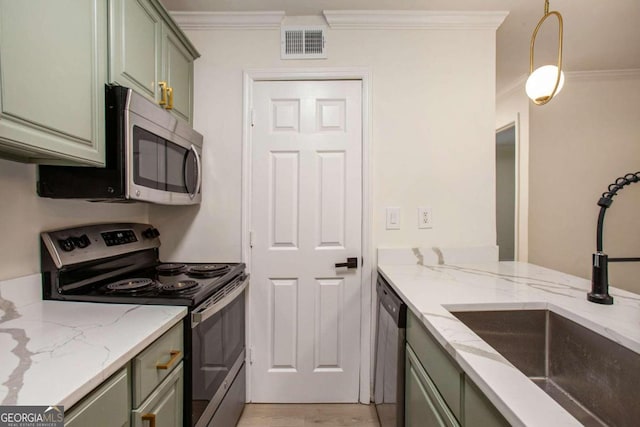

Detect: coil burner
[156,263,188,275]
[105,278,156,294]
[160,280,200,294]
[187,264,230,278]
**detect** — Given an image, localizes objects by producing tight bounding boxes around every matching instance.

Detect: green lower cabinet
[463,377,509,427]
[406,345,460,427]
[64,367,131,427]
[405,311,508,427]
[132,362,183,427]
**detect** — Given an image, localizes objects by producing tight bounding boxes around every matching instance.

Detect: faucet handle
[588,252,613,305]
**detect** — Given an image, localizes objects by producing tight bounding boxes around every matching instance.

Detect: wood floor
[237,404,381,427]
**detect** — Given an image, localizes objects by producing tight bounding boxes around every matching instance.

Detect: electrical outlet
[418,207,433,229]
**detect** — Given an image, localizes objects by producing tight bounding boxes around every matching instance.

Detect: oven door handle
[191,277,249,328]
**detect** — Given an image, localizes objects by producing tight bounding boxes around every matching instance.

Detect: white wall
[0,158,148,281]
[527,72,640,294]
[151,23,499,261]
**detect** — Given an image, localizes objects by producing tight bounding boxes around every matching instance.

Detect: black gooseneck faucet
[588,172,640,304]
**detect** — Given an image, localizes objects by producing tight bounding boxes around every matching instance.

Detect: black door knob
[335,257,358,269]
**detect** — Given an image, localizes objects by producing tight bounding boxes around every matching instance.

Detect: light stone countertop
[377,247,640,427]
[0,274,187,409]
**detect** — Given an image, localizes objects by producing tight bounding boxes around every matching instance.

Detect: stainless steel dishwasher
[374,273,407,427]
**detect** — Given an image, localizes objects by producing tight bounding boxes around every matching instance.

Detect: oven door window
[191,291,245,423]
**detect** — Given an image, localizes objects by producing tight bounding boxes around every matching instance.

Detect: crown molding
[323,10,509,30]
[497,74,527,100]
[170,11,285,30]
[497,69,640,100]
[566,69,640,81]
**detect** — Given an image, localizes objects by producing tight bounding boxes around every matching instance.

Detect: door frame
[241,68,372,403]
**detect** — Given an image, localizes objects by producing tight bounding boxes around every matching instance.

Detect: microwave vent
[281,26,326,59]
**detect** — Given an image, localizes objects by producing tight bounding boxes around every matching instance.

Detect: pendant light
[526,0,564,105]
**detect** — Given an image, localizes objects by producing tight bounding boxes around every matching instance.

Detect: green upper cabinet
[0,0,108,165]
[163,27,194,124]
[109,0,162,102]
[110,0,198,125]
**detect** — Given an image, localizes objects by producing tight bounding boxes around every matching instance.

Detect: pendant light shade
[526,65,565,103]
[526,0,564,105]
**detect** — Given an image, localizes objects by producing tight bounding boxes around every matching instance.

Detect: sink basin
[450,309,639,427]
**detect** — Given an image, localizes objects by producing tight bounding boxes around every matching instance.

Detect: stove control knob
[73,234,91,249]
[58,238,75,252]
[142,227,160,239]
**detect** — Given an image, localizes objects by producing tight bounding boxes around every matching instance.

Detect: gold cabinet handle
[158,81,168,106]
[166,86,174,110]
[156,350,181,370]
[142,413,156,427]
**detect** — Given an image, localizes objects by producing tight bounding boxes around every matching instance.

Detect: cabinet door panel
[0,0,106,165]
[110,0,162,101]
[407,311,463,420]
[464,377,510,427]
[406,345,460,427]
[64,367,130,427]
[163,28,193,124]
[133,362,183,427]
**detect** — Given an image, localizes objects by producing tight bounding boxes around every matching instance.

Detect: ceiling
[160,0,640,93]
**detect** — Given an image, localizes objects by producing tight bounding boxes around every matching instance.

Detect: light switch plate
[386,207,401,230]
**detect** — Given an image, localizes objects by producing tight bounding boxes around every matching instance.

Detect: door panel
[270,152,300,248]
[314,278,343,370]
[250,80,362,402]
[270,279,298,370]
[317,151,346,247]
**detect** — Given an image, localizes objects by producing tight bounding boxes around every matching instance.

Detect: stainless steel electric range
[40,222,247,427]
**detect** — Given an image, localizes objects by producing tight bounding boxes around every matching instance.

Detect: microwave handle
[189,144,202,200]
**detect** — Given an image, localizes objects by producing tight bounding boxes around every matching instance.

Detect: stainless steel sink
[450,309,639,427]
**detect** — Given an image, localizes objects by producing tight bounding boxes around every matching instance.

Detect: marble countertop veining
[0,274,187,409]
[377,248,640,427]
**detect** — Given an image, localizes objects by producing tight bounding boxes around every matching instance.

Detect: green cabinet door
[132,362,184,427]
[110,0,197,125]
[463,377,510,427]
[64,367,131,427]
[109,0,162,102]
[0,0,107,165]
[406,345,460,427]
[163,26,194,124]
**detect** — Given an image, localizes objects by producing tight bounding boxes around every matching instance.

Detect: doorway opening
[496,124,516,261]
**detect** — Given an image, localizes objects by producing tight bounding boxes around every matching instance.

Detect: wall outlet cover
[418,207,433,229]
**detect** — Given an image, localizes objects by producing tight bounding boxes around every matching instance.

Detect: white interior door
[250,80,362,402]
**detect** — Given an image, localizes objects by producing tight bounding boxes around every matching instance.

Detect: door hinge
[250,108,255,127]
[248,347,254,365]
[249,231,254,248]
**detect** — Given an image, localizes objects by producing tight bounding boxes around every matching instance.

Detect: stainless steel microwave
[38,85,203,205]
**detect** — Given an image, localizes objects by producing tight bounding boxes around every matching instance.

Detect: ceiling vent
[281,26,326,59]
